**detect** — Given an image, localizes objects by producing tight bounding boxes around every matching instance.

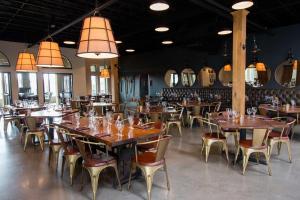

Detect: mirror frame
[198,67,216,88]
[181,68,196,87]
[245,65,271,88]
[275,59,300,88]
[218,66,232,87]
[164,69,179,88]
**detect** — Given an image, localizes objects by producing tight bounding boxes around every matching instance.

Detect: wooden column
[231,10,249,115]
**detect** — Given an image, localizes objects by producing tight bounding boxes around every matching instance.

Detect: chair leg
[223,142,229,163]
[263,150,272,176]
[205,145,211,163]
[37,135,44,151]
[143,169,154,200]
[268,141,275,157]
[61,156,65,178]
[164,162,170,190]
[166,123,170,134]
[277,142,282,155]
[255,152,260,164]
[201,139,205,155]
[242,152,250,175]
[234,145,240,165]
[23,134,29,152]
[286,141,292,163]
[190,117,193,128]
[80,165,85,191]
[112,164,122,191]
[87,168,101,200]
[177,123,182,136]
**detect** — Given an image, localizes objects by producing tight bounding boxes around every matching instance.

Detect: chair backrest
[273,117,296,138]
[198,116,222,138]
[155,135,172,162]
[252,129,271,147]
[150,113,161,122]
[56,128,78,152]
[24,117,40,131]
[94,106,104,116]
[213,102,221,112]
[71,101,80,109]
[258,107,268,116]
[73,137,107,161]
[192,105,201,115]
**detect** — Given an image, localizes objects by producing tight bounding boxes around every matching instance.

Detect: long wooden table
[54,116,162,184]
[259,104,300,123]
[54,116,161,147]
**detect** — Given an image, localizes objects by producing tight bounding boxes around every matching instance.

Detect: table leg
[47,117,54,140]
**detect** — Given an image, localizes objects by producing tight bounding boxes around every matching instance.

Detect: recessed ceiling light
[150,0,169,11]
[155,26,169,32]
[116,40,122,44]
[126,49,135,52]
[64,41,76,45]
[162,40,173,45]
[232,0,254,10]
[218,29,232,35]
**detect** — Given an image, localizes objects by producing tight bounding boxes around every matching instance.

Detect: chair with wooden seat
[199,117,229,163]
[23,116,45,151]
[56,128,82,185]
[128,135,172,200]
[74,137,121,200]
[268,117,295,163]
[44,125,62,170]
[166,107,183,136]
[189,105,202,128]
[234,128,272,175]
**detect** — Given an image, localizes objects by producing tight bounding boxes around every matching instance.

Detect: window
[0,51,10,67]
[43,73,73,103]
[0,73,12,106]
[90,65,110,95]
[17,73,38,100]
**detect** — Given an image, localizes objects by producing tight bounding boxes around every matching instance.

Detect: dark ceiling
[1,0,300,55]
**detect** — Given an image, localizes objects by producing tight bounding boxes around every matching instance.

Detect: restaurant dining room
[1,0,300,199]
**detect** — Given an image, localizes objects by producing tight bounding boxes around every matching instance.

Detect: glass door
[0,73,12,106]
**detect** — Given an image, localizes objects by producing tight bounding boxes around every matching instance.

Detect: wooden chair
[74,137,121,200]
[268,117,295,163]
[128,135,172,200]
[44,124,62,170]
[166,107,183,136]
[234,128,272,175]
[199,117,229,163]
[57,128,82,185]
[23,117,45,151]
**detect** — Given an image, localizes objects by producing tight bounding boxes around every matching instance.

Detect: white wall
[0,40,87,104]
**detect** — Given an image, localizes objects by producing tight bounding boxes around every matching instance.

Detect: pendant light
[36,40,64,68]
[16,52,38,72]
[232,0,254,10]
[149,0,169,11]
[287,49,298,70]
[77,11,118,59]
[100,63,110,78]
[250,36,266,71]
[223,42,232,71]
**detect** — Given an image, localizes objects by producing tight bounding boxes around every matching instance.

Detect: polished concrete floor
[0,122,300,200]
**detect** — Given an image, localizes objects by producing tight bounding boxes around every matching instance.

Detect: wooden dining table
[259,104,300,123]
[54,116,162,184]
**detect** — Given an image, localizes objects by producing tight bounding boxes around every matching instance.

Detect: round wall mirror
[198,67,216,87]
[181,68,196,87]
[275,60,300,88]
[218,66,232,87]
[245,64,271,87]
[164,69,179,87]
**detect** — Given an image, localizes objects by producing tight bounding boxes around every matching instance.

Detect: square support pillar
[231,10,249,115]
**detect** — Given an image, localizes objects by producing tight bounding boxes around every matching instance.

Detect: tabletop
[128,106,178,114]
[30,109,78,118]
[259,104,300,114]
[178,102,212,108]
[5,105,45,111]
[54,117,162,147]
[92,102,116,107]
[212,114,287,129]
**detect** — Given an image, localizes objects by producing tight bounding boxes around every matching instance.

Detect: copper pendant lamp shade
[77,16,118,59]
[16,52,38,72]
[224,64,232,71]
[256,62,266,71]
[100,68,110,78]
[293,60,298,70]
[36,41,64,68]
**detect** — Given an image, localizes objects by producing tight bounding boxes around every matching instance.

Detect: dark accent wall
[119,23,300,98]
